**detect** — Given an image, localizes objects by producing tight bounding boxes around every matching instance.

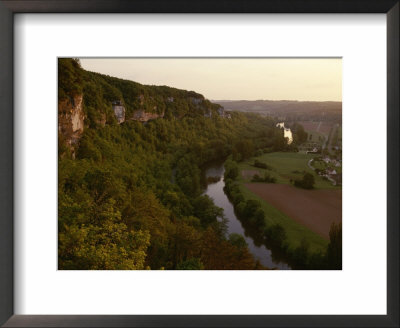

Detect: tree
[229,233,248,249]
[58,199,150,270]
[327,222,342,269]
[302,173,315,189]
[192,195,223,227]
[243,199,262,218]
[294,172,315,189]
[58,58,84,98]
[173,222,202,268]
[224,159,239,180]
[176,258,204,270]
[253,208,266,228]
[265,224,287,247]
[200,227,255,270]
[292,123,308,144]
[291,238,310,268]
[233,140,255,161]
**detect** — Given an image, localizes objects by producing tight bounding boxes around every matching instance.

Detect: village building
[276,122,293,145]
[306,147,319,154]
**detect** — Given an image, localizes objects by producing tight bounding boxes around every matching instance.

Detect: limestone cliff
[131,110,164,122]
[58,94,84,147]
[112,101,126,124]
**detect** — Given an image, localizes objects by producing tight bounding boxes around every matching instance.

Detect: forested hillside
[58,59,290,270]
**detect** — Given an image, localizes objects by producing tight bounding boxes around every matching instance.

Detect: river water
[203,163,291,270]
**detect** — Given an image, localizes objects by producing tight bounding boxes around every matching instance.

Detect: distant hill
[213,100,342,122]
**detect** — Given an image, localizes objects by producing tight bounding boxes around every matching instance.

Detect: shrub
[229,233,248,249]
[251,174,262,182]
[265,224,287,247]
[235,201,246,216]
[243,199,262,218]
[253,208,266,228]
[177,258,204,270]
[224,160,239,180]
[294,172,315,189]
[253,160,271,169]
[251,173,276,183]
[230,191,245,205]
[255,149,263,157]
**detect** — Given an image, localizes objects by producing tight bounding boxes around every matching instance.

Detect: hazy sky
[80,58,342,101]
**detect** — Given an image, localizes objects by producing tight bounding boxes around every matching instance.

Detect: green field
[238,152,337,189]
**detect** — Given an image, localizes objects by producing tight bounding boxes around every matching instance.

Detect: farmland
[233,151,341,251]
[297,121,333,136]
[245,184,341,239]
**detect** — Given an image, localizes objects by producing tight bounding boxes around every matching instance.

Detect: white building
[276,122,293,145]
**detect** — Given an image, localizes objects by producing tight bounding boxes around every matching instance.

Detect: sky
[80,58,342,102]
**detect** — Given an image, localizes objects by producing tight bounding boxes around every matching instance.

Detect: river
[203,163,291,270]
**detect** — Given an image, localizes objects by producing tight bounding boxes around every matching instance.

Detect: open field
[297,121,333,136]
[238,152,338,189]
[245,183,341,239]
[306,131,326,144]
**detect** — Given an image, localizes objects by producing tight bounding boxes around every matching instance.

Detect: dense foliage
[58,59,288,270]
[288,122,308,145]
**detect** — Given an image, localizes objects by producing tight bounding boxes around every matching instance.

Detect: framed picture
[0,0,398,327]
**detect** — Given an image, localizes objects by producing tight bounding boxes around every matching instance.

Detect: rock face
[191,97,203,105]
[138,94,145,105]
[58,94,84,146]
[131,110,164,122]
[112,101,126,124]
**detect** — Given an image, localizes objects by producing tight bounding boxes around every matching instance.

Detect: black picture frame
[0,1,398,327]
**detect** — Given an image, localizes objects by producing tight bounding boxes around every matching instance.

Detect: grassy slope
[236,152,343,252]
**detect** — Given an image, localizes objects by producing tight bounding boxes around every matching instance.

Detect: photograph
[58,58,342,270]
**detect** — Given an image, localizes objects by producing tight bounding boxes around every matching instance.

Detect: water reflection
[203,163,290,270]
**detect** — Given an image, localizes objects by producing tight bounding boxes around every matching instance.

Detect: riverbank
[203,163,290,269]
